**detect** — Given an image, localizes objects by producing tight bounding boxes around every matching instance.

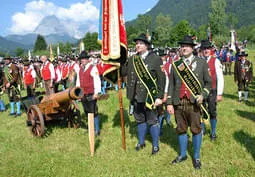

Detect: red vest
[79,65,94,94]
[61,64,69,79]
[24,67,34,85]
[41,62,51,81]
[226,55,230,62]
[69,63,75,71]
[208,57,217,89]
[180,82,191,99]
[164,62,171,77]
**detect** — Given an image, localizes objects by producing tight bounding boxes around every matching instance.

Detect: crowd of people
[0,33,253,170]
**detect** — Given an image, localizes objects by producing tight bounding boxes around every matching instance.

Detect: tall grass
[0,53,254,177]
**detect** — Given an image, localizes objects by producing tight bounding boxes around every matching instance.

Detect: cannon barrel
[40,87,84,104]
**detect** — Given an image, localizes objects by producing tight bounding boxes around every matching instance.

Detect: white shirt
[70,61,80,87]
[54,66,61,82]
[208,56,224,95]
[163,62,171,93]
[184,54,194,65]
[140,51,149,60]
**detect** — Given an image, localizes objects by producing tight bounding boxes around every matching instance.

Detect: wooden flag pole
[117,69,126,151]
[88,113,95,156]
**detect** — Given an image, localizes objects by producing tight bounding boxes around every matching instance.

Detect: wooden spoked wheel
[27,105,45,137]
[67,101,81,129]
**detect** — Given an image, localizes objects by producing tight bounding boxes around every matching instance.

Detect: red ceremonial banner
[98,0,128,83]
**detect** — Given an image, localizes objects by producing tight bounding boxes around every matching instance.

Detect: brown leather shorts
[174,98,202,135]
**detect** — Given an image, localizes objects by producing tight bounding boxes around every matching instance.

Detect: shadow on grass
[244,83,255,106]
[79,112,109,130]
[233,130,255,160]
[42,112,109,138]
[158,123,179,155]
[95,139,101,153]
[44,118,72,137]
[248,80,255,89]
[112,109,137,139]
[235,110,255,122]
[223,93,238,100]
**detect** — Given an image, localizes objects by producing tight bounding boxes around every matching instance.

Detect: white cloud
[9,0,99,37]
[57,1,98,22]
[145,8,151,13]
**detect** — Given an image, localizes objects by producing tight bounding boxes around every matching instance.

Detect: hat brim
[200,45,212,49]
[78,56,90,60]
[133,38,151,45]
[23,62,30,66]
[178,42,196,46]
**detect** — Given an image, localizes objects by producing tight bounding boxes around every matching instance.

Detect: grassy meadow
[0,51,254,177]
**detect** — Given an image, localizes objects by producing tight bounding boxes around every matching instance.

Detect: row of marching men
[21,54,105,96]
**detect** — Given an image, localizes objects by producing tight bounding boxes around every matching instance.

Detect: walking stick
[117,69,126,151]
[88,113,95,156]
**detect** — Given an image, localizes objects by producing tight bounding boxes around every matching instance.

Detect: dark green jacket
[167,56,212,105]
[126,52,165,103]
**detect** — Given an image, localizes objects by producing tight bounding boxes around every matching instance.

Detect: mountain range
[0,15,78,55]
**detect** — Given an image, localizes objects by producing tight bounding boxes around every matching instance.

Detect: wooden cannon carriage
[26,87,83,137]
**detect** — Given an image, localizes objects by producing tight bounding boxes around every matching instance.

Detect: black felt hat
[238,51,248,57]
[23,58,30,66]
[178,35,196,46]
[170,48,177,53]
[3,56,12,60]
[133,33,151,45]
[200,40,212,49]
[78,50,90,60]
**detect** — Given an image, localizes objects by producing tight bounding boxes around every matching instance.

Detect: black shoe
[171,155,187,164]
[95,131,100,136]
[152,146,159,155]
[192,158,201,169]
[9,113,16,116]
[15,113,21,117]
[210,134,217,141]
[135,143,146,151]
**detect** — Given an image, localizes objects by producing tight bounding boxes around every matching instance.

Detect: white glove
[196,95,203,105]
[154,98,163,106]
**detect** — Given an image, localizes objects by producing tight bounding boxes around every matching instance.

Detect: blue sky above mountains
[0,0,158,37]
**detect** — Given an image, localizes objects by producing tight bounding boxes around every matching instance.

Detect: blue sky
[0,0,159,37]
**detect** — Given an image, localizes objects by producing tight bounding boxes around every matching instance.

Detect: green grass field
[0,52,254,177]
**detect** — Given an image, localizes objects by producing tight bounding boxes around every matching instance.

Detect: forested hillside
[128,0,255,28]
